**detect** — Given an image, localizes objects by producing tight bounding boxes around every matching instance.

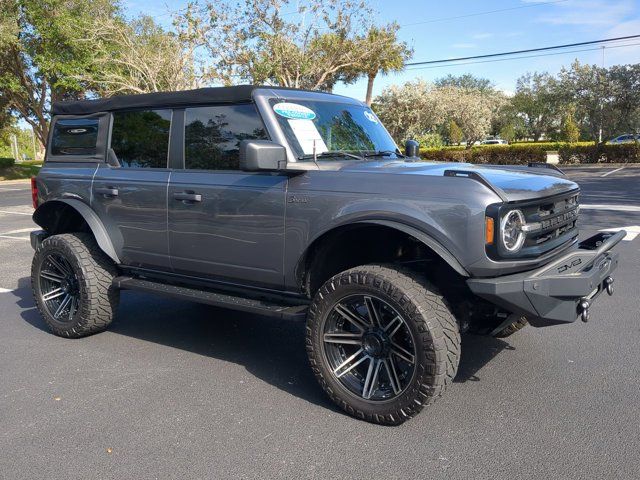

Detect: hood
[339,160,579,202]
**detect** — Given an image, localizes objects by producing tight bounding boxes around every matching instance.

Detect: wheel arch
[297,220,469,297]
[33,199,120,264]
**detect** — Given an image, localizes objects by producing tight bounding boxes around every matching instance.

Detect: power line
[399,0,569,28]
[405,42,640,71]
[406,35,640,66]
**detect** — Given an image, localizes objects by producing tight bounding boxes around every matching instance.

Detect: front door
[167,104,286,289]
[91,109,173,269]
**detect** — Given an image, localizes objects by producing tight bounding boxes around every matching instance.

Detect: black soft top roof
[52,85,321,116]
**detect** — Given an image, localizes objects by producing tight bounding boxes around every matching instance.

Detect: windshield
[269,98,399,160]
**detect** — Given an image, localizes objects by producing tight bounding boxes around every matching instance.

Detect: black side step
[113,276,308,321]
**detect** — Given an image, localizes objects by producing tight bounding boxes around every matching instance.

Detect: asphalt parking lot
[1,166,639,479]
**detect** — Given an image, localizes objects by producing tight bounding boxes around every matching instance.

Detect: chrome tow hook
[604,276,614,296]
[579,299,590,323]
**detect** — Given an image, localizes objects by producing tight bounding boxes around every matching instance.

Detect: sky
[124,0,640,101]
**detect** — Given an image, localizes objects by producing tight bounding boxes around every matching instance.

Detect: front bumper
[467,231,625,327]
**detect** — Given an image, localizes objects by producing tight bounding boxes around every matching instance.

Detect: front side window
[51,118,99,156]
[184,104,268,170]
[110,110,172,168]
[269,99,398,160]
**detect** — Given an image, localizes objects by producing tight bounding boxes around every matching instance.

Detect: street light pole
[598,46,605,144]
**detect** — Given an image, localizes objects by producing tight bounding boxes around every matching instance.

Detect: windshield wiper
[363,150,406,158]
[298,151,364,161]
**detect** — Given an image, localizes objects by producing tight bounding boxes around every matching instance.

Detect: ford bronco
[30,86,624,425]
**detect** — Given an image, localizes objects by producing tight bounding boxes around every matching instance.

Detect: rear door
[167,103,287,289]
[91,109,173,270]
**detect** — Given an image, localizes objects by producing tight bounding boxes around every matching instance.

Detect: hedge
[0,157,15,168]
[419,143,639,165]
[558,143,639,164]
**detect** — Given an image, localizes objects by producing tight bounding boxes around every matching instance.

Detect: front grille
[519,192,579,256]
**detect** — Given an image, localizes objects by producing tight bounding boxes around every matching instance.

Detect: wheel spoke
[48,256,70,276]
[384,315,403,337]
[362,358,382,399]
[54,294,72,319]
[383,358,402,395]
[42,288,65,302]
[334,303,370,331]
[364,296,382,328]
[333,348,367,378]
[40,270,64,283]
[391,342,415,365]
[68,295,78,321]
[323,332,363,345]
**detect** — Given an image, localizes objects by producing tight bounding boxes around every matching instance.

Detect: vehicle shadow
[16,277,512,407]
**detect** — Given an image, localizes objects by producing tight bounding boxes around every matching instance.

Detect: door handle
[95,187,119,197]
[173,192,202,203]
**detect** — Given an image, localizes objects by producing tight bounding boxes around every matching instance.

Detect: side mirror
[405,139,420,158]
[239,140,287,171]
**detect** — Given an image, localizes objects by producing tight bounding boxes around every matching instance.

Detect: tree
[499,123,516,143]
[355,23,412,106]
[435,74,494,93]
[184,0,383,91]
[511,72,562,141]
[0,0,119,145]
[437,86,504,147]
[560,108,580,143]
[372,80,445,143]
[448,120,463,145]
[557,61,613,142]
[608,64,640,136]
[77,15,200,95]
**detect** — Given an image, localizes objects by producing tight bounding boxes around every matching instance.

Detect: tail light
[31,177,38,209]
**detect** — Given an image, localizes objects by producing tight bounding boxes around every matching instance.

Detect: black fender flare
[359,220,469,277]
[33,199,120,264]
[297,219,470,285]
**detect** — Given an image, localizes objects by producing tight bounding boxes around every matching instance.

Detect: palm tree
[359,24,412,106]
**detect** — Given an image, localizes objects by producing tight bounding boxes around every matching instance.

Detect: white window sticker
[364,110,378,124]
[288,119,328,155]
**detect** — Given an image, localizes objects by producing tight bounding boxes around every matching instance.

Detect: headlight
[500,209,526,252]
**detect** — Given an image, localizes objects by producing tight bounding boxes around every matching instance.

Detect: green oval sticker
[273,103,316,120]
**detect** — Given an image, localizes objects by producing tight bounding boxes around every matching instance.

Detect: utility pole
[598,46,605,144]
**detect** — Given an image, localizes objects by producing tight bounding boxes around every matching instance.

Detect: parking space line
[601,167,625,177]
[2,227,36,235]
[0,188,29,192]
[580,204,640,212]
[0,288,13,293]
[0,235,29,241]
[0,210,32,216]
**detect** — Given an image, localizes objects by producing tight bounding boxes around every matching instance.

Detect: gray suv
[30,86,624,425]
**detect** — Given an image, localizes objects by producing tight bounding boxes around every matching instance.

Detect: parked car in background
[608,133,639,144]
[481,138,508,145]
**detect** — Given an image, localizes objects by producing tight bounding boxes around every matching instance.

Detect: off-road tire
[306,265,460,425]
[494,316,529,338]
[31,232,119,338]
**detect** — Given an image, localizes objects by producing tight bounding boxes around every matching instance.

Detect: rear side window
[110,110,172,168]
[184,104,267,170]
[51,118,99,155]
